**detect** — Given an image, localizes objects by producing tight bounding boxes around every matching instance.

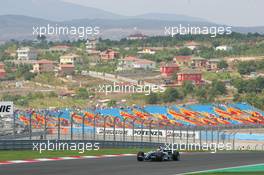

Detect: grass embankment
[0,148,150,161]
[203,72,241,81]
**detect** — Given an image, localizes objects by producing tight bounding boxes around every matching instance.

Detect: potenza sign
[96,127,199,139]
[0,101,14,115]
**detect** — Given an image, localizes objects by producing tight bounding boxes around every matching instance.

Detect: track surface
[1,152,264,175]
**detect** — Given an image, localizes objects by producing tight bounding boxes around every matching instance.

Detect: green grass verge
[194,173,264,175]
[0,148,151,161]
[190,164,264,175]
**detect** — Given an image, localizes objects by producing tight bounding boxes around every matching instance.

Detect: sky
[64,0,263,27]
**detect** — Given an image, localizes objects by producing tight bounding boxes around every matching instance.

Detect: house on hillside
[31,59,55,73]
[133,59,156,69]
[0,62,6,79]
[60,54,82,65]
[117,56,156,71]
[215,45,232,51]
[49,45,71,52]
[100,49,119,61]
[137,48,156,55]
[17,47,37,60]
[184,41,200,50]
[59,64,75,75]
[206,59,220,71]
[173,56,192,67]
[177,69,202,85]
[86,38,100,55]
[160,63,179,77]
[126,33,148,40]
[191,57,207,69]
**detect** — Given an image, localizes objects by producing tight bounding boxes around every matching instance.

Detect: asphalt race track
[1,152,264,175]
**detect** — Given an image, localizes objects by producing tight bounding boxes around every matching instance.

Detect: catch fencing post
[103,116,108,141]
[132,119,136,142]
[13,110,17,139]
[149,120,153,143]
[113,117,118,142]
[141,120,145,146]
[44,111,48,140]
[205,126,208,144]
[180,126,182,142]
[222,131,227,144]
[172,125,175,144]
[123,118,127,142]
[70,113,73,140]
[217,126,220,145]
[193,126,196,143]
[93,115,97,141]
[82,112,85,140]
[158,122,160,143]
[58,111,61,140]
[211,126,214,144]
[186,126,189,146]
[29,111,32,140]
[232,132,238,150]
[199,127,202,147]
[165,123,168,143]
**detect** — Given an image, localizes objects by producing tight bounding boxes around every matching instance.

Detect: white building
[215,45,233,51]
[60,54,82,65]
[184,41,200,50]
[137,48,156,55]
[126,33,147,40]
[118,56,156,70]
[133,59,156,69]
[17,47,37,60]
[85,38,99,54]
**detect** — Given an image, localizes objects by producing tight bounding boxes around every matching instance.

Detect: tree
[178,47,192,56]
[236,61,256,75]
[24,72,36,80]
[76,88,89,99]
[211,80,227,95]
[146,93,159,104]
[37,35,47,42]
[212,40,220,48]
[162,88,180,103]
[182,81,194,97]
[107,100,117,107]
[195,86,207,98]
[195,86,208,103]
[218,60,228,69]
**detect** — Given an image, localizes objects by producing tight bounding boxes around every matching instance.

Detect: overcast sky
[64,0,263,27]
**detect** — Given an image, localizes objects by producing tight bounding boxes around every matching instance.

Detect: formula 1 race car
[137,149,180,161]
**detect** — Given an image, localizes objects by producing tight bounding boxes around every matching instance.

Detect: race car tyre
[155,152,163,161]
[137,151,144,161]
[172,151,180,161]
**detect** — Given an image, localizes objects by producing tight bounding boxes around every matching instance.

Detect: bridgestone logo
[96,127,199,139]
[0,105,11,112]
[0,102,14,115]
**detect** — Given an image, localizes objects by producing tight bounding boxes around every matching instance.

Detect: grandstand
[14,102,264,130]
